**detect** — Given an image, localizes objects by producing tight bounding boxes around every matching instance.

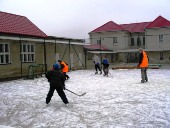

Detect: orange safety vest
[61,61,69,72]
[139,51,148,68]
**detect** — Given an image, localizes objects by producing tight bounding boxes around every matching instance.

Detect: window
[131,38,134,46]
[0,43,10,64]
[143,37,145,46]
[137,37,141,46]
[97,40,101,44]
[113,37,117,46]
[21,44,35,62]
[159,35,163,43]
[160,52,163,60]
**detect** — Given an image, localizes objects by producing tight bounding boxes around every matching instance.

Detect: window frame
[0,43,10,64]
[97,40,101,44]
[143,37,145,46]
[130,38,135,46]
[21,43,35,63]
[159,35,163,43]
[113,37,117,46]
[137,37,141,46]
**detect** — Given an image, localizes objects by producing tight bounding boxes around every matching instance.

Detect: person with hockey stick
[45,64,69,106]
[93,54,102,74]
[58,60,70,80]
[102,56,109,76]
[137,48,149,83]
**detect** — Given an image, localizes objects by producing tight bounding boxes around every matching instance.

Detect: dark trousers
[46,85,69,104]
[63,72,69,80]
[103,64,109,75]
[141,68,148,82]
[95,64,101,72]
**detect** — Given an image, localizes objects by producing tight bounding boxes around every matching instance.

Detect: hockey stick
[65,88,86,97]
[108,72,113,78]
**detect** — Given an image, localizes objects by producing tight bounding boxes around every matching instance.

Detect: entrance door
[78,53,82,66]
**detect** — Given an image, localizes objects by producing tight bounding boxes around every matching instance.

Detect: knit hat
[139,48,143,51]
[53,64,60,70]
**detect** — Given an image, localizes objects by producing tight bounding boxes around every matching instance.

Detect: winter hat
[53,64,60,70]
[139,48,143,51]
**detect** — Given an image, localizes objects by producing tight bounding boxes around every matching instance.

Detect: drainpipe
[20,36,22,77]
[43,38,47,73]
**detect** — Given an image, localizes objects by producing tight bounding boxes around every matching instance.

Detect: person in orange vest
[58,60,70,80]
[137,48,149,83]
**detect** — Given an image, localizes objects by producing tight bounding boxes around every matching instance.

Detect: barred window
[21,44,35,62]
[0,43,10,64]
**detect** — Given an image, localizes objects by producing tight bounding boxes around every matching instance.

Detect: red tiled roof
[84,44,109,51]
[146,16,170,29]
[90,16,170,33]
[0,11,47,37]
[120,22,151,32]
[90,21,125,33]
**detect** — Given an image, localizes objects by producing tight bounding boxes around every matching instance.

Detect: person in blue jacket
[102,56,109,76]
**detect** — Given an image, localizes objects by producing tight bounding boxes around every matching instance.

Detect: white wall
[145,27,170,50]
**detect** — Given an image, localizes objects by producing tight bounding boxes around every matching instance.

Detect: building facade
[0,11,85,80]
[88,16,170,64]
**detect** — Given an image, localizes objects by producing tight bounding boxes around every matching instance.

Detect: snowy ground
[0,69,170,128]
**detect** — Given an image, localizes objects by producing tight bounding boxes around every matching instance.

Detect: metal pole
[100,37,102,64]
[43,38,47,73]
[69,40,71,70]
[55,39,56,63]
[84,49,87,69]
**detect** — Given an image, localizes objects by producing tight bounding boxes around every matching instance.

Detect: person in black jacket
[45,64,69,105]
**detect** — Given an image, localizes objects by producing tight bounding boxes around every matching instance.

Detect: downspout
[20,36,22,77]
[43,38,47,73]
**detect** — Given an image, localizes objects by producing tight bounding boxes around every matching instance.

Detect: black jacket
[138,53,143,65]
[45,69,65,87]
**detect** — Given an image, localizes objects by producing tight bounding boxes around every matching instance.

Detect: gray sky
[0,0,170,39]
